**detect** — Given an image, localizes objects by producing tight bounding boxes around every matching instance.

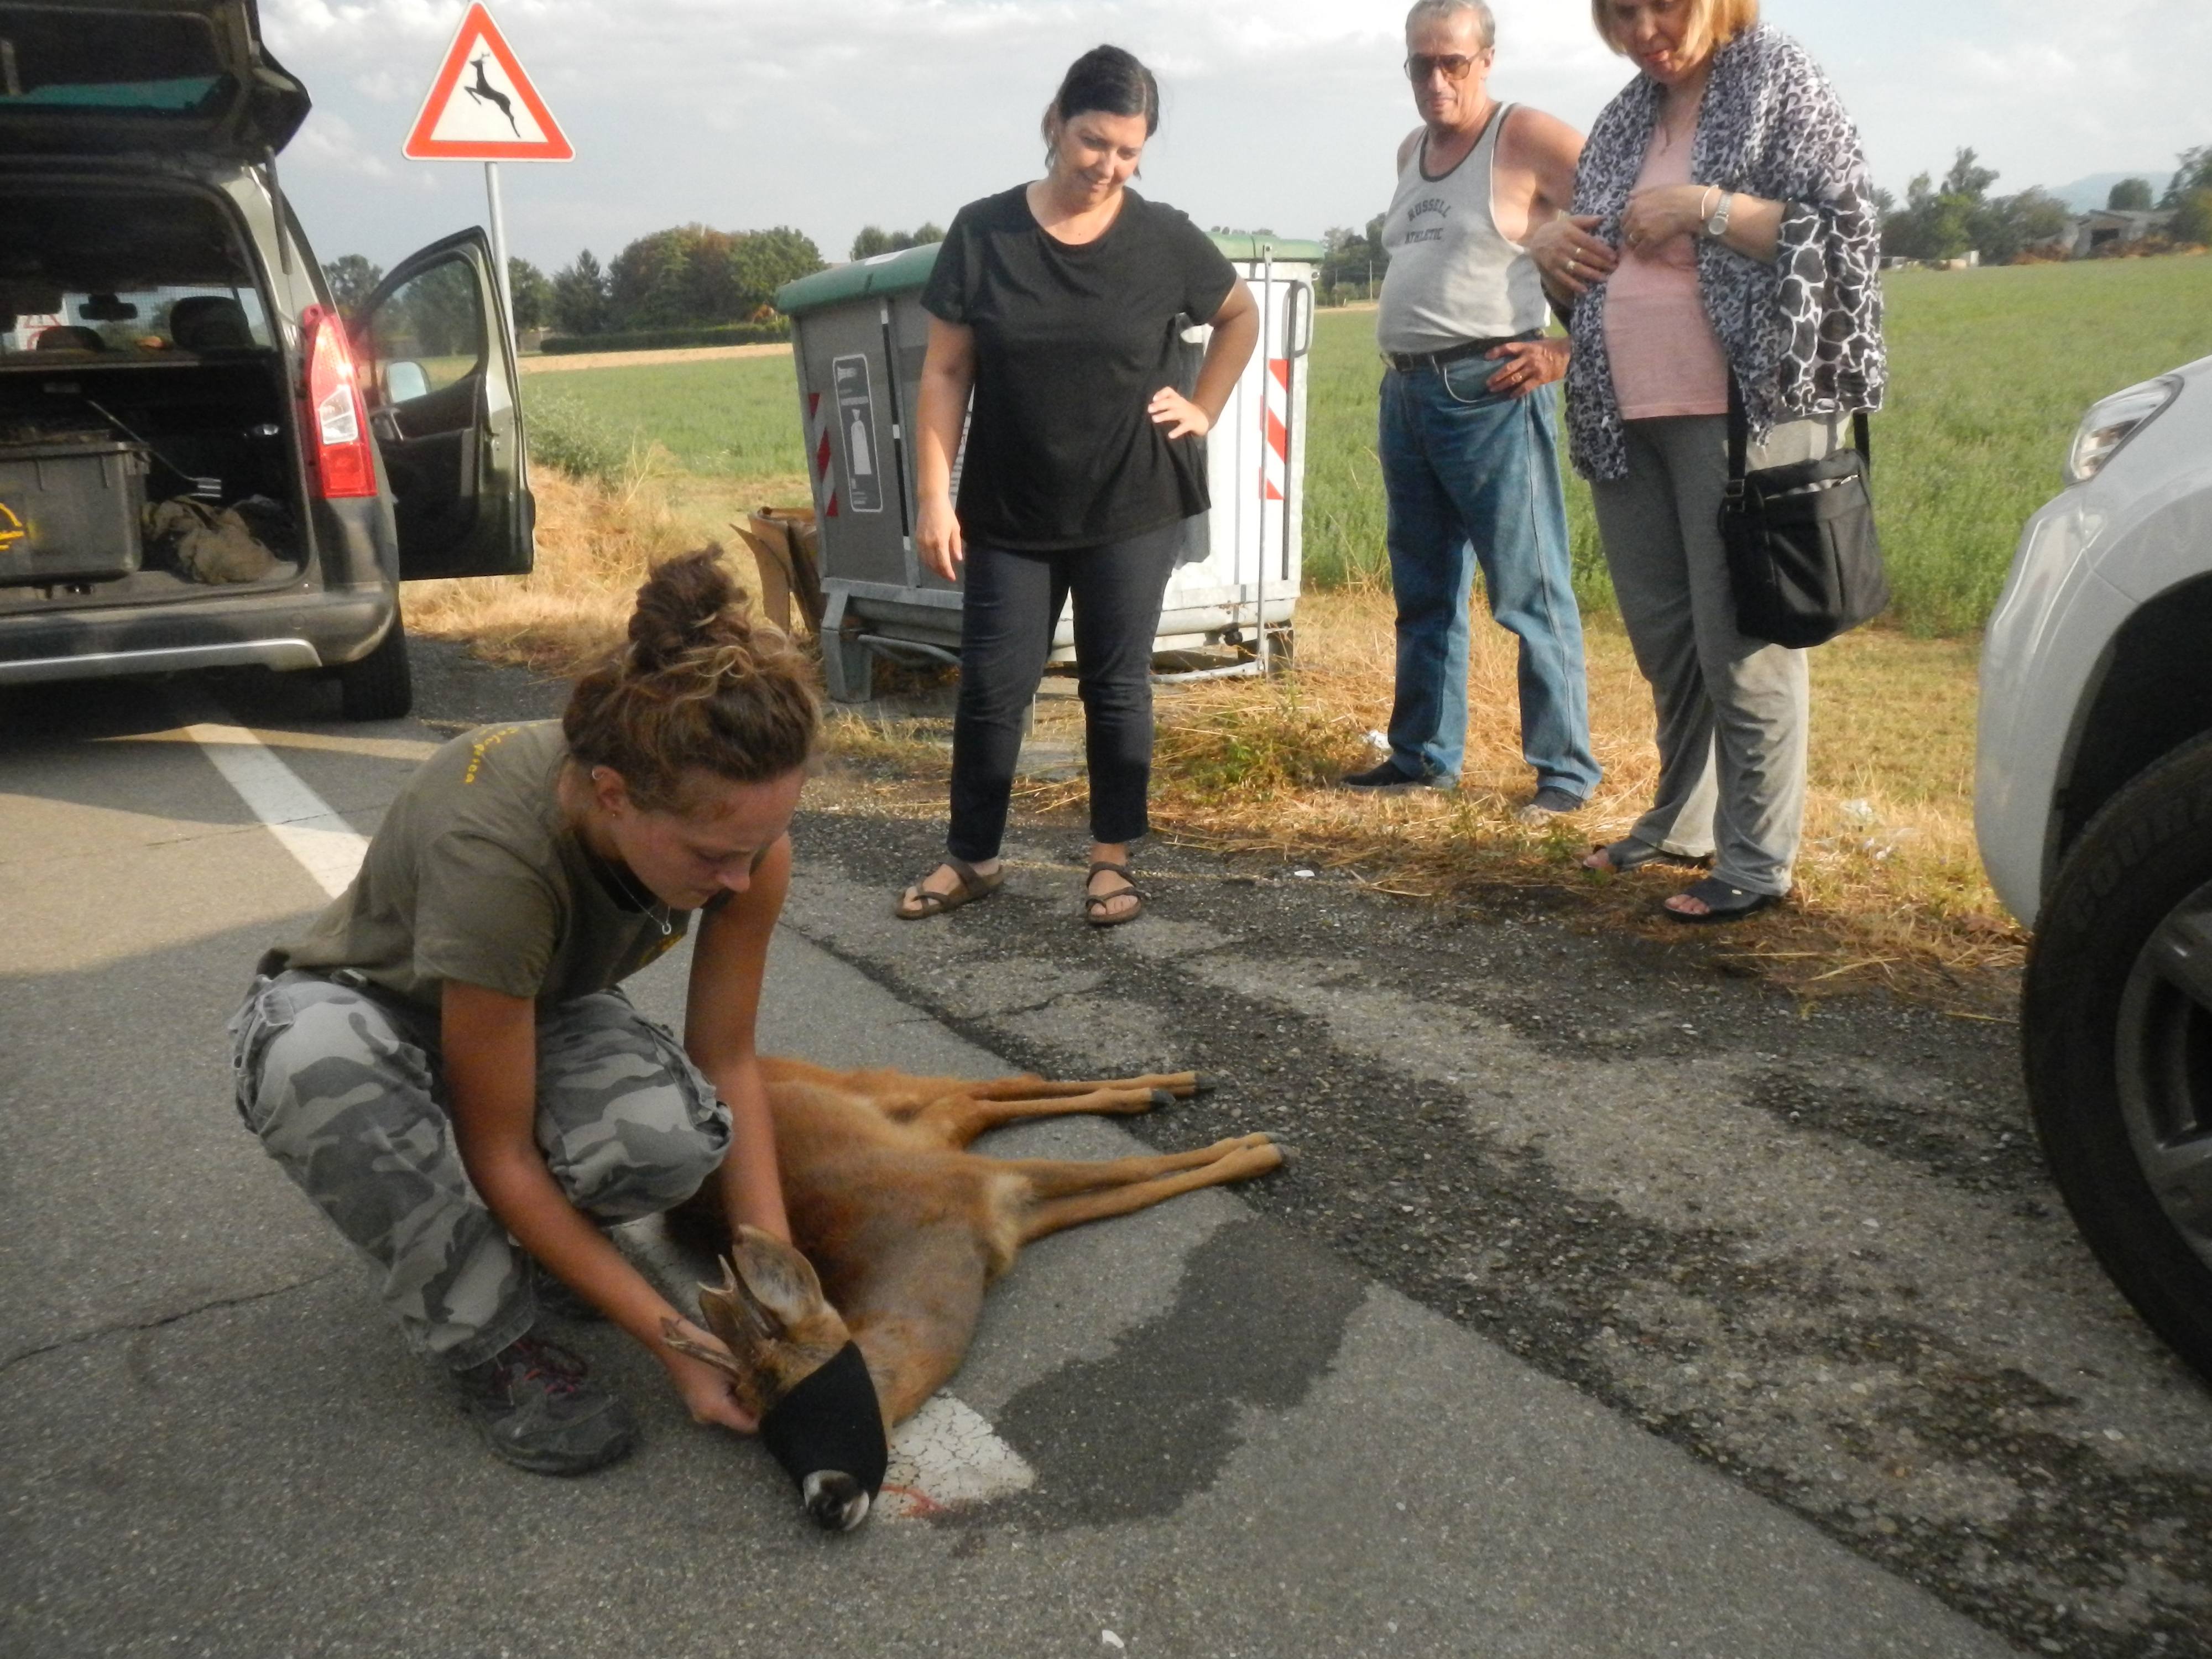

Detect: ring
[1567,257,1578,274]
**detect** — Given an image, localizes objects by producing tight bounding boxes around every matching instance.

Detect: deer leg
[1018,1140,1282,1244]
[965,1071,1210,1101]
[914,1085,1175,1149]
[994,1134,1273,1199]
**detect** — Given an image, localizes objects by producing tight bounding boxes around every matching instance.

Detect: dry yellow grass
[1008,590,2019,1001]
[405,457,797,672]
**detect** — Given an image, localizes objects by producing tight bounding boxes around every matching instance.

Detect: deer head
[664,1227,886,1531]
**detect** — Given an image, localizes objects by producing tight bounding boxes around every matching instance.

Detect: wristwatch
[1703,190,1734,239]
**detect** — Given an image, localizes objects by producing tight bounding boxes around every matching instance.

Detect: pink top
[1604,131,1729,420]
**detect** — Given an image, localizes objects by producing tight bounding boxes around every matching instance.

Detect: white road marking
[879,1394,1036,1519]
[169,693,369,899]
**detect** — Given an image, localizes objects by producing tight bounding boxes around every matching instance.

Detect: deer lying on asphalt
[662,1057,1281,1530]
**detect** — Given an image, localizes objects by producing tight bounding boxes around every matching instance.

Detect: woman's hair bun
[564,545,817,810]
[625,545,749,672]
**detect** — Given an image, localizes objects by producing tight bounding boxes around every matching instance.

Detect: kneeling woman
[230,550,813,1474]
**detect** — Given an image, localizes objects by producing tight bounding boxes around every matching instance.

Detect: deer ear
[728,1225,827,1332]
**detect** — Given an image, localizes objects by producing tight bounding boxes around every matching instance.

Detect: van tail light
[301,304,377,498]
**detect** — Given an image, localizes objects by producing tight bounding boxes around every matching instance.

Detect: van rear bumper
[0,587,393,687]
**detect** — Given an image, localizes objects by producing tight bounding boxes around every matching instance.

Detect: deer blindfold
[760,1341,888,1501]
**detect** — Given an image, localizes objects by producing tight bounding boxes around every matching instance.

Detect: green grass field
[526,254,2212,636]
[524,357,805,482]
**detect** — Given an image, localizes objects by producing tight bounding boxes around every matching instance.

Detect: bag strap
[1728,373,1875,482]
[1725,373,1749,494]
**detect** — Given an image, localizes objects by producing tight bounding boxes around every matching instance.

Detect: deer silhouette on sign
[464,54,520,137]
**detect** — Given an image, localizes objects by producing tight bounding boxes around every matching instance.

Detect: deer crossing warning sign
[403,3,573,161]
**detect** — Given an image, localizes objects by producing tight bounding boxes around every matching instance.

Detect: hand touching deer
[664,1057,1281,1530]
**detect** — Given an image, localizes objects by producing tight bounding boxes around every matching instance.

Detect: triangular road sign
[403,3,572,161]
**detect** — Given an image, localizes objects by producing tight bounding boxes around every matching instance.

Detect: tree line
[547,225,825,336]
[320,226,826,340]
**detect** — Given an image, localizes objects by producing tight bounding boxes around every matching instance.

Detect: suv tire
[336,618,414,722]
[2026,732,2212,1386]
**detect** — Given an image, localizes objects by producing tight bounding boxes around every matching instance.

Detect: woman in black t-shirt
[895,44,1258,927]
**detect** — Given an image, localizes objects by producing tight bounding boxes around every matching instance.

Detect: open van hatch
[0,0,309,158]
[0,180,306,609]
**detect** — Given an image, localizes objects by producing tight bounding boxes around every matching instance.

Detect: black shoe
[452,1333,638,1475]
[1515,786,1587,826]
[1339,759,1446,792]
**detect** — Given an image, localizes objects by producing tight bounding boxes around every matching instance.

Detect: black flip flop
[1583,838,1661,873]
[1661,875,1778,924]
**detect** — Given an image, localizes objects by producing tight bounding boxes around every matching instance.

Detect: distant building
[2071,208,2177,258]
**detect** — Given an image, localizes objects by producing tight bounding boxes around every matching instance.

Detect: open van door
[353,227,534,580]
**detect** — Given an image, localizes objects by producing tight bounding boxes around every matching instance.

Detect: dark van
[0,0,530,719]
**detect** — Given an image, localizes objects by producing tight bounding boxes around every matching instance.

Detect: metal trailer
[774,234,1322,702]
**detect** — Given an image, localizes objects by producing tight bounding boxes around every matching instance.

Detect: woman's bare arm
[1149,279,1259,439]
[442,979,755,1430]
[683,833,794,1245]
[915,316,977,581]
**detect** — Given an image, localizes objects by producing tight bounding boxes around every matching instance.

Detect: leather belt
[1384,330,1541,374]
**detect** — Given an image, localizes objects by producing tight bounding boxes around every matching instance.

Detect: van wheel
[2025,732,2212,1386]
[337,622,414,721]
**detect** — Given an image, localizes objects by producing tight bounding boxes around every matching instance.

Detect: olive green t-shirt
[269,721,692,1008]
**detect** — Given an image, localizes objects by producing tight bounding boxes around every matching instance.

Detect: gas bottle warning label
[831,354,884,515]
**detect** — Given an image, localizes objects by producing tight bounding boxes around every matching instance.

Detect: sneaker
[452,1333,638,1476]
[1339,759,1451,792]
[1514,786,1586,826]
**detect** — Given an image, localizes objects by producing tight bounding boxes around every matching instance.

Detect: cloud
[258,0,2207,272]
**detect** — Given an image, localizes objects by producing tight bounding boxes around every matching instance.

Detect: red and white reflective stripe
[806,389,839,519]
[1260,357,1289,503]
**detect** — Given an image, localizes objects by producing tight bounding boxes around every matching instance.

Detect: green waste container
[775,233,1322,701]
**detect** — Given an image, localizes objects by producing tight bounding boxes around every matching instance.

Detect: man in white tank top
[1344,0,1601,817]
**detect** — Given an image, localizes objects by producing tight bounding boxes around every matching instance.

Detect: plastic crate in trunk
[0,440,151,583]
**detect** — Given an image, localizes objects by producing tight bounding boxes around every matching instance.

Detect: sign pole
[484,158,515,352]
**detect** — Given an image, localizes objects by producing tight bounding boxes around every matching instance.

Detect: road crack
[0,1266,348,1378]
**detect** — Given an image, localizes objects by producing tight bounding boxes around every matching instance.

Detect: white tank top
[1376,104,1550,354]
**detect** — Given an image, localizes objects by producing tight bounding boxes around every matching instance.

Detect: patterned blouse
[1562,24,1886,483]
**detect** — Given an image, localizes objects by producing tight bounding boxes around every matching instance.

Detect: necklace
[583,841,674,935]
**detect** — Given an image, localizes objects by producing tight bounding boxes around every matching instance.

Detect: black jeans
[947,523,1183,863]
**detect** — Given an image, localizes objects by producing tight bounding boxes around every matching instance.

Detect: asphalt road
[1,641,2206,1658]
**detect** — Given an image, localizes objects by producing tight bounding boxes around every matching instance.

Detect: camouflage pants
[228,971,732,1367]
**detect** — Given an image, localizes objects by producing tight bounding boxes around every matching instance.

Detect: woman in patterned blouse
[1528,0,1884,922]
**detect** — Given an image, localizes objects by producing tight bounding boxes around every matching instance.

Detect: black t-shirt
[921,186,1238,551]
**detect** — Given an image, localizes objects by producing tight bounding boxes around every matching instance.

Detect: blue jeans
[1378,361,1599,796]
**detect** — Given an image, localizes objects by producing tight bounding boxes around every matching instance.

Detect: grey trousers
[228,971,732,1367]
[1590,414,1842,897]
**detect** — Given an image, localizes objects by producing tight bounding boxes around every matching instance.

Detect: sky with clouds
[262,0,2211,274]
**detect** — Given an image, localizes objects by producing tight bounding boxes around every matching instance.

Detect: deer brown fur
[664,1057,1280,1499]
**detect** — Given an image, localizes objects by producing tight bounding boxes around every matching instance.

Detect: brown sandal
[1082,860,1145,927]
[895,857,1003,920]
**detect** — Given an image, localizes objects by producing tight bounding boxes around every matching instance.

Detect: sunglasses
[1404,51,1488,81]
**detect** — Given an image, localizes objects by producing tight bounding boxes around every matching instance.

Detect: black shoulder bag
[1719,379,1888,648]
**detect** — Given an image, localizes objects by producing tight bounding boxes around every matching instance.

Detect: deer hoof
[802,1469,873,1532]
[1148,1088,1176,1109]
[1188,1072,1219,1095]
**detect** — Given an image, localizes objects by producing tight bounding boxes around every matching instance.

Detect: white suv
[1976,352,2212,1384]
